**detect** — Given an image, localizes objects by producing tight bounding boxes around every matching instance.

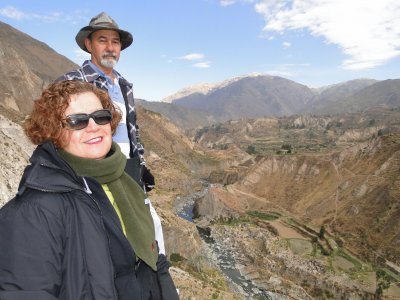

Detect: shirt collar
[88,61,117,85]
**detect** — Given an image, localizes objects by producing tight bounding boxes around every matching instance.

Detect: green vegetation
[336,249,363,270]
[170,252,186,263]
[211,215,252,226]
[368,119,376,126]
[184,264,227,291]
[309,287,336,299]
[276,143,293,155]
[375,268,397,299]
[245,145,257,154]
[247,211,280,221]
[377,127,390,136]
[170,253,228,293]
[317,243,330,256]
[211,211,281,227]
[318,225,326,239]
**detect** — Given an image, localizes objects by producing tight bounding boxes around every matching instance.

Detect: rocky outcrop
[0,115,34,206]
[193,186,241,222]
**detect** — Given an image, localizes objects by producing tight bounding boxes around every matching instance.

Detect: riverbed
[174,184,286,300]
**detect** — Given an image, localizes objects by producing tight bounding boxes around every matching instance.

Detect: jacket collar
[18,142,87,195]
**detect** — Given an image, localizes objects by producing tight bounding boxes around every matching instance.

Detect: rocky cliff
[0,115,34,206]
[0,20,77,116]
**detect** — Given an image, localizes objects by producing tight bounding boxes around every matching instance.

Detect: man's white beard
[100,58,117,69]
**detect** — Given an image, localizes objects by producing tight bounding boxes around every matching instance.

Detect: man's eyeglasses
[61,109,112,131]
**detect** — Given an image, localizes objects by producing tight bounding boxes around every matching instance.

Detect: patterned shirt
[86,62,130,157]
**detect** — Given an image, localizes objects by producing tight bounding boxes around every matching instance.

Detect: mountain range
[160,76,398,123]
[2,20,399,131]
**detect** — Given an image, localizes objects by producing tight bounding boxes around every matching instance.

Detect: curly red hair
[24,80,122,148]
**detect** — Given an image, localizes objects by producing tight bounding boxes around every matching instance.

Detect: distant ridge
[167,75,317,121]
[161,72,266,103]
[311,79,400,114]
[157,75,399,129]
[314,78,378,94]
[137,99,216,130]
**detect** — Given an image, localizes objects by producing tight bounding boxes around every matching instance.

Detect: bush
[247,211,279,221]
[378,128,389,136]
[319,226,325,239]
[170,253,185,263]
[246,145,257,154]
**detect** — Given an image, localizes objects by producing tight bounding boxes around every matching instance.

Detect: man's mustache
[102,52,117,59]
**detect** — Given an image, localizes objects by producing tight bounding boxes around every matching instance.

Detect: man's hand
[143,166,155,192]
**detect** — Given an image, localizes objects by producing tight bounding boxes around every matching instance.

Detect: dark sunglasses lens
[64,114,89,130]
[92,110,112,125]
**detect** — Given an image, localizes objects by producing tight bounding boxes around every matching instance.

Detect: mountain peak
[161,72,267,103]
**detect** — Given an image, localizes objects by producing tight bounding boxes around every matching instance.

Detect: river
[174,183,288,300]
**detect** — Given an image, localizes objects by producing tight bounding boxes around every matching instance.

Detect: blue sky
[0,0,399,101]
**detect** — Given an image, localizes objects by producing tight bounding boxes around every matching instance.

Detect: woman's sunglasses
[61,109,112,131]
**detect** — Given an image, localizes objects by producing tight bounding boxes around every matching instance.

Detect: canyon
[1,19,400,299]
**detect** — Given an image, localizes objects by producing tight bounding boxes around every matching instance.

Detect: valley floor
[202,211,400,300]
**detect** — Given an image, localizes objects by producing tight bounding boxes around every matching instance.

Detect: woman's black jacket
[0,142,179,300]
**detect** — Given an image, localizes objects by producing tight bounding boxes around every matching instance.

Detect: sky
[0,0,399,101]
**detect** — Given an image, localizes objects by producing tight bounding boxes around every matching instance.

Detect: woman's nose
[86,117,99,130]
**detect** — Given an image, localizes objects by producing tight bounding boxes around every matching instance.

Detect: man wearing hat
[56,12,167,256]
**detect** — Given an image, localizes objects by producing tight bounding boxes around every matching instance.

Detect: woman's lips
[85,136,103,144]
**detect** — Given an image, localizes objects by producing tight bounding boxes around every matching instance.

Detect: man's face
[85,29,121,73]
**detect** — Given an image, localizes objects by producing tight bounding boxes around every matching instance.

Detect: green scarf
[59,143,158,271]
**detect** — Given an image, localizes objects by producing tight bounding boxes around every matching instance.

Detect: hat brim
[75,25,133,53]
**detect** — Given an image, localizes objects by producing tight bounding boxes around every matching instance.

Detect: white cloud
[0,6,27,20]
[0,6,86,24]
[175,53,209,67]
[193,61,211,68]
[264,62,310,77]
[266,70,294,77]
[283,41,291,49]
[220,0,254,7]
[178,53,205,61]
[220,0,236,6]
[254,0,400,70]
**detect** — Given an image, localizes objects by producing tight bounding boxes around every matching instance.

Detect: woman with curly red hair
[24,79,121,149]
[0,80,179,300]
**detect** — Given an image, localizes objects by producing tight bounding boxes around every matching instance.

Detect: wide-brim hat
[76,12,133,53]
